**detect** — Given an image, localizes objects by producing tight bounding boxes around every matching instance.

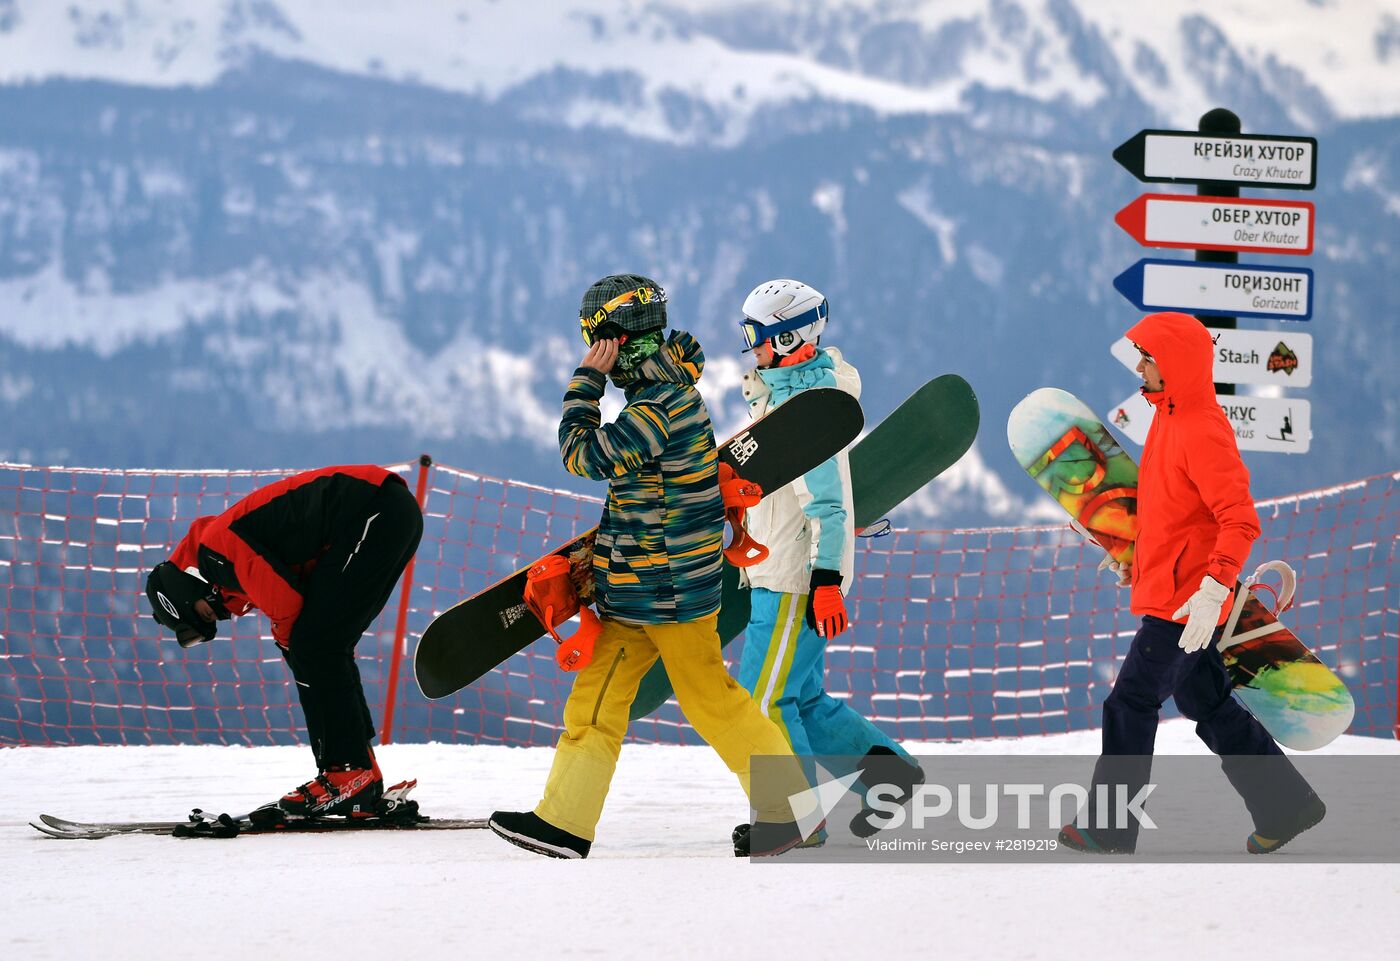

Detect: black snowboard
[628,373,980,719]
[413,387,863,699]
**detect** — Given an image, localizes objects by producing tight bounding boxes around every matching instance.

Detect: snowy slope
[0,0,1397,144]
[5,723,1400,961]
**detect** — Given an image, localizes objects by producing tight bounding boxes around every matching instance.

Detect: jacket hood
[618,329,704,391]
[1125,311,1217,409]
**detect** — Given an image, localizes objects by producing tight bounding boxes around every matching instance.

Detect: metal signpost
[1109,111,1317,455]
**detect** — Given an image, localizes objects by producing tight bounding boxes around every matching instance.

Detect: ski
[30,780,490,839]
[32,811,490,839]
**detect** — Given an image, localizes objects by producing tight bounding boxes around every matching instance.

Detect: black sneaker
[732,819,820,857]
[849,747,924,838]
[489,810,590,859]
[1247,792,1326,854]
[732,822,827,856]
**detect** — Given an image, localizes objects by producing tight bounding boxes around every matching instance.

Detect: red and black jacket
[168,465,405,648]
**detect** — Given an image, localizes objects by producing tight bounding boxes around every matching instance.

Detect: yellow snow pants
[535,613,807,841]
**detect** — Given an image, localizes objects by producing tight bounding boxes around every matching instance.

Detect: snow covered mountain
[1,0,1397,524]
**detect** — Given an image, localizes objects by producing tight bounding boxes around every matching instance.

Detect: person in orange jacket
[1060,311,1322,855]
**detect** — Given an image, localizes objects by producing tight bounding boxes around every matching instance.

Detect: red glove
[806,569,848,639]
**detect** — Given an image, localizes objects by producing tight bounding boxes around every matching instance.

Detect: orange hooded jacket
[1126,311,1260,626]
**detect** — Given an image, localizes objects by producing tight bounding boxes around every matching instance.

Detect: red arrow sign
[1114,193,1314,255]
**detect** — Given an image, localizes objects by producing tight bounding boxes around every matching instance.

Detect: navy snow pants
[1087,615,1314,850]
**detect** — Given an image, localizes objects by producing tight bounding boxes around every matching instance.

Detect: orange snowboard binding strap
[522,555,601,672]
[718,462,768,567]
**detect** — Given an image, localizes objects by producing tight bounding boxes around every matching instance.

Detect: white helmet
[740,279,828,357]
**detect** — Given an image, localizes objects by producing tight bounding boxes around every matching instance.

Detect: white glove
[1171,576,1233,653]
[1097,553,1131,587]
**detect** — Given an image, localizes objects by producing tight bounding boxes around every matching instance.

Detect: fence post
[380,454,433,745]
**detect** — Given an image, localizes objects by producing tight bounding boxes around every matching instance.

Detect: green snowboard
[627,374,980,720]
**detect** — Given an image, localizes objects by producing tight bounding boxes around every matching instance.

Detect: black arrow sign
[1114,129,1317,190]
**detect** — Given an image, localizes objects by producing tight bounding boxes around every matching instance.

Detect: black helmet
[145,561,224,647]
[578,273,667,346]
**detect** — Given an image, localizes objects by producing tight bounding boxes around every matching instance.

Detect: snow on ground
[4,721,1399,961]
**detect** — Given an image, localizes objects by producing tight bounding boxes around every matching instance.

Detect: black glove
[805,568,847,638]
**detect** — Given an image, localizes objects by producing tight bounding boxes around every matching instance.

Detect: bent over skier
[1061,311,1322,855]
[488,273,809,859]
[732,279,921,846]
[145,465,423,816]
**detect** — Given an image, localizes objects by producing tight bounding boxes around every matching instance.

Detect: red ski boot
[280,765,384,817]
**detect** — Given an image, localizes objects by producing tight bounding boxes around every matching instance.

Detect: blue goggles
[739,300,827,351]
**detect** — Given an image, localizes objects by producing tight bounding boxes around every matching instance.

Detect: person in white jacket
[733,279,921,845]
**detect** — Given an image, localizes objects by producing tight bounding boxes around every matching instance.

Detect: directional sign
[1111,333,1313,388]
[1114,130,1317,190]
[1115,194,1314,255]
[1108,391,1310,454]
[1113,259,1313,320]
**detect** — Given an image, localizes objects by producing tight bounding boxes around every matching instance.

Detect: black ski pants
[283,479,423,770]
[1086,615,1314,850]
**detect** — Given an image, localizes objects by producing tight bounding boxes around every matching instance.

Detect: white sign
[1114,259,1313,320]
[1107,392,1311,454]
[1142,196,1312,253]
[1143,134,1315,188]
[1111,332,1313,388]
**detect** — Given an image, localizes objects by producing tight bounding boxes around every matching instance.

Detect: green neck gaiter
[615,329,665,374]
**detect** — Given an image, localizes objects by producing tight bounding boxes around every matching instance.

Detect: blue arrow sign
[1113,258,1314,321]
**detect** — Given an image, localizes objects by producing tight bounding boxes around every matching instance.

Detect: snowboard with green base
[1005,386,1354,751]
[628,373,980,720]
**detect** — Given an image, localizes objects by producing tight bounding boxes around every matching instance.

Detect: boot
[280,765,383,817]
[849,746,924,838]
[1247,792,1326,854]
[732,822,826,856]
[489,810,590,859]
[732,819,821,857]
[1057,823,1134,854]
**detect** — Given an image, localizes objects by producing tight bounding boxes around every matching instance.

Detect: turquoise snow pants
[736,587,911,761]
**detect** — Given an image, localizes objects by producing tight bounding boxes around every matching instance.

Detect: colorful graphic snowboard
[1006,387,1353,751]
[414,387,864,699]
[1217,561,1355,751]
[628,373,981,720]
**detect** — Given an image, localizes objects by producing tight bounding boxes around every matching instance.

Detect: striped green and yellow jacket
[559,329,724,624]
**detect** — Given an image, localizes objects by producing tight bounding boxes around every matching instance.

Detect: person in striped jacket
[489,274,807,859]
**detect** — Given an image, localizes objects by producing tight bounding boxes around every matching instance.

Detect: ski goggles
[739,299,827,351]
[579,285,664,346]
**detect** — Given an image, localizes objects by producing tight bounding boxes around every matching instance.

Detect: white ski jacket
[738,346,859,597]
